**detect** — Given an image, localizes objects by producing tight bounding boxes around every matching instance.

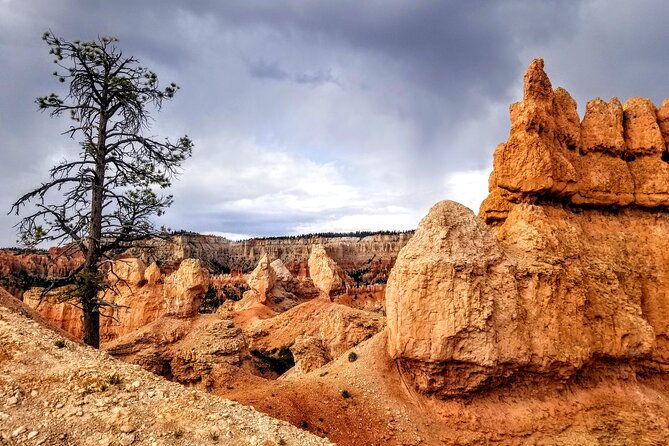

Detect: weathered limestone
[308,245,347,297]
[388,59,669,397]
[163,259,210,318]
[481,58,669,222]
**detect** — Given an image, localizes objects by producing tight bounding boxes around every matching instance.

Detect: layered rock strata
[129,233,411,278]
[481,58,669,220]
[387,59,669,397]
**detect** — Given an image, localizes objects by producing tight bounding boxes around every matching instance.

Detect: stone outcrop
[163,259,209,318]
[105,315,249,390]
[235,256,301,311]
[287,335,331,375]
[308,245,348,297]
[248,298,385,369]
[25,258,210,341]
[388,59,669,397]
[481,58,669,218]
[235,254,276,311]
[144,261,161,285]
[386,201,527,394]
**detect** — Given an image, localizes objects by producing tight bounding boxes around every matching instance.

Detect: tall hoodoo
[387,59,669,397]
[482,58,669,217]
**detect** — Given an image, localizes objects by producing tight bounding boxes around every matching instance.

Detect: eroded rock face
[108,258,146,286]
[388,59,669,397]
[248,298,384,369]
[386,201,528,394]
[308,245,347,297]
[163,259,210,318]
[144,262,161,285]
[480,58,669,217]
[235,256,300,311]
[25,258,210,341]
[247,254,275,303]
[288,335,330,375]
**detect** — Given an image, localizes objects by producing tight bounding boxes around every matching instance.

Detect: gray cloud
[1,0,668,246]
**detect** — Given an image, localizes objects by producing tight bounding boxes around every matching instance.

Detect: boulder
[163,259,209,318]
[308,245,347,297]
[386,201,527,395]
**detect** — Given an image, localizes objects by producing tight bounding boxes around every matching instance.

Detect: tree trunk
[82,298,100,348]
[81,113,107,348]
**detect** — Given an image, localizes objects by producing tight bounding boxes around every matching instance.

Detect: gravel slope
[0,289,333,446]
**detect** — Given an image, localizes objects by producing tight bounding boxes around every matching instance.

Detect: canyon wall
[387,59,669,397]
[131,233,412,277]
[0,247,82,296]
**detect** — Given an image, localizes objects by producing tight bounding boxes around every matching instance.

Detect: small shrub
[347,351,358,362]
[300,420,309,430]
[340,389,350,399]
[199,284,222,314]
[174,429,184,439]
[107,373,123,385]
[54,339,65,349]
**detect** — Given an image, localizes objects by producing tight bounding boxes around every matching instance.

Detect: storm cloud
[1,1,668,245]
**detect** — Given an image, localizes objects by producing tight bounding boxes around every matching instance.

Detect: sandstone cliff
[24,258,209,341]
[388,59,669,397]
[0,247,82,296]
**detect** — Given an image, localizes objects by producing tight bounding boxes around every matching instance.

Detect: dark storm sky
[1,0,668,245]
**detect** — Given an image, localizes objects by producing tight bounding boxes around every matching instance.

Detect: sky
[1,1,668,246]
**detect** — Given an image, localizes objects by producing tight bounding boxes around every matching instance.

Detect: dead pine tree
[10,31,193,347]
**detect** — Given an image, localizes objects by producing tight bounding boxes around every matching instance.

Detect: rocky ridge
[131,233,411,278]
[388,59,669,397]
[481,58,669,221]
